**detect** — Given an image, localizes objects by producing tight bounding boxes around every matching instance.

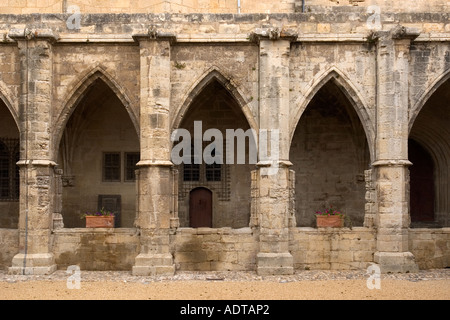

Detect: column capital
[390,25,420,41]
[136,160,174,167]
[248,27,298,44]
[370,25,420,43]
[16,160,58,168]
[372,159,412,167]
[8,28,59,43]
[132,26,177,44]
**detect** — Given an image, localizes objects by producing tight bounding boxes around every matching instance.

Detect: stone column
[8,28,58,275]
[252,28,297,275]
[372,26,420,273]
[131,30,176,276]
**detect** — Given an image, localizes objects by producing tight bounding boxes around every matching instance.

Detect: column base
[256,252,294,275]
[132,253,175,276]
[8,253,57,275]
[374,251,419,273]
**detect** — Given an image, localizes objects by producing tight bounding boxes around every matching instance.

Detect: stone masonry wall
[409,228,450,269]
[173,227,258,271]
[0,229,18,270]
[3,227,450,271]
[0,11,448,273]
[1,0,448,14]
[52,228,139,270]
[290,227,376,270]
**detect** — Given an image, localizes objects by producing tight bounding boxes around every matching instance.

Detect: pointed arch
[290,67,374,161]
[174,67,255,229]
[52,65,139,159]
[409,71,450,227]
[0,81,19,132]
[172,67,258,136]
[409,68,450,133]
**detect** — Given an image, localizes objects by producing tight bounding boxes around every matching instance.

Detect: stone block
[374,251,419,273]
[9,253,57,275]
[132,253,175,275]
[256,252,293,275]
[132,265,175,276]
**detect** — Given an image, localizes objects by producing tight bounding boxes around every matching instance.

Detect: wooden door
[409,140,435,222]
[189,188,212,228]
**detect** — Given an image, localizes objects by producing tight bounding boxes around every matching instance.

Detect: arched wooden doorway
[189,187,212,228]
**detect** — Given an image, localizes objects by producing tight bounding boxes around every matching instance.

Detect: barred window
[183,145,200,181]
[0,139,19,201]
[206,163,221,181]
[183,163,200,181]
[125,152,140,181]
[205,147,221,181]
[103,152,121,182]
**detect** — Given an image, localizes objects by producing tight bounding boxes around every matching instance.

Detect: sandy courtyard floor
[0,269,448,301]
[1,278,449,301]
[0,269,447,318]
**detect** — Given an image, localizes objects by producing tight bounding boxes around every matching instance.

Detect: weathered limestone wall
[2,226,444,271]
[0,229,18,270]
[0,45,19,109]
[290,227,376,270]
[289,42,376,143]
[173,227,376,272]
[409,228,450,269]
[52,228,139,270]
[51,43,140,154]
[0,11,448,273]
[170,43,258,130]
[173,227,258,271]
[1,0,448,14]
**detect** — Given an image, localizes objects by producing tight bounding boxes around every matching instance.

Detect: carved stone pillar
[132,29,177,276]
[251,28,297,275]
[8,28,59,274]
[373,26,420,273]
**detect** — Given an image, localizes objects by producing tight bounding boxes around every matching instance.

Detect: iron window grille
[125,152,140,182]
[103,152,121,182]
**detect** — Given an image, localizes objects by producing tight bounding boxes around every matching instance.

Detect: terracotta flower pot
[85,215,115,228]
[316,215,344,228]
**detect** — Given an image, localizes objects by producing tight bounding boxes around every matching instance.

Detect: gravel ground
[0,268,449,301]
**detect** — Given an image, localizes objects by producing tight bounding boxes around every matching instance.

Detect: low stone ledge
[52,227,139,234]
[176,227,254,235]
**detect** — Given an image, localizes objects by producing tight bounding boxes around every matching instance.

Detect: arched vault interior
[176,79,254,228]
[290,80,371,227]
[409,78,450,227]
[58,78,139,228]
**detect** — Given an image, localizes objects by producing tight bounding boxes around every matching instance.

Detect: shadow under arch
[289,68,372,227]
[171,68,258,142]
[409,75,450,227]
[290,68,374,162]
[174,69,255,229]
[409,68,450,134]
[52,66,139,160]
[0,82,19,133]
